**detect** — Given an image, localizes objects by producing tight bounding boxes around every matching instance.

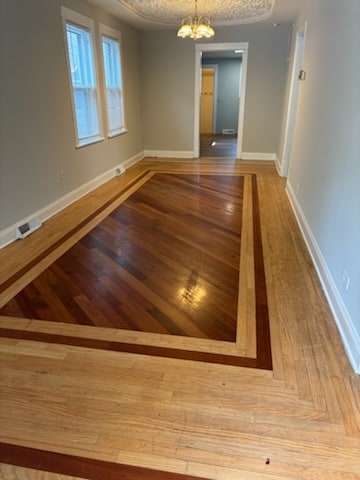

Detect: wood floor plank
[237,174,256,357]
[200,134,237,158]
[0,464,83,480]
[0,443,206,480]
[0,159,359,480]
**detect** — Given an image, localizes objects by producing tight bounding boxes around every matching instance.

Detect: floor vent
[15,217,42,240]
[222,129,236,135]
[114,165,125,176]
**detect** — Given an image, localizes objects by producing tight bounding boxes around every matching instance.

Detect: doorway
[280,22,307,177]
[200,65,238,157]
[200,55,239,158]
[194,42,248,159]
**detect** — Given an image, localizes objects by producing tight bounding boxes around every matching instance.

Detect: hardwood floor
[0,159,360,480]
[200,135,237,158]
[1,173,245,341]
[0,169,271,369]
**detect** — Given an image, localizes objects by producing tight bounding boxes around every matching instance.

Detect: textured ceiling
[117,0,274,25]
[86,0,300,29]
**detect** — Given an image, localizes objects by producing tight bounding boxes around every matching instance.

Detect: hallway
[200,134,237,158]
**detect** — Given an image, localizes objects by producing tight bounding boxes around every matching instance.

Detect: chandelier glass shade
[177,0,215,39]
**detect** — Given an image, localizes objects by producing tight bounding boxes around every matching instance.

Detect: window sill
[76,136,105,148]
[108,128,128,139]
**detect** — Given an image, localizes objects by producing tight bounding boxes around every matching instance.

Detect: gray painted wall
[140,25,291,154]
[0,0,143,232]
[282,0,360,366]
[202,58,242,134]
[0,6,290,233]
[139,30,196,152]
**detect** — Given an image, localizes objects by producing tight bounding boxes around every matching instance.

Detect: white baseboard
[241,152,276,161]
[144,150,277,162]
[123,151,144,169]
[0,151,144,250]
[144,150,195,159]
[276,155,290,178]
[275,156,283,176]
[286,182,360,374]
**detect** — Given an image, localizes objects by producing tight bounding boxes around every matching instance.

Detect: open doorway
[280,22,307,177]
[200,54,240,158]
[200,64,236,157]
[194,42,248,159]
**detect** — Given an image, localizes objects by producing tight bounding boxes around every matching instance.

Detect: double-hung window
[61,7,103,147]
[100,25,126,137]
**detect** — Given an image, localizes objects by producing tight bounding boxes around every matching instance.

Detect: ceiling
[87,0,300,30]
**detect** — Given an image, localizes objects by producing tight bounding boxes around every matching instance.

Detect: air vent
[222,129,236,135]
[114,165,125,176]
[15,216,42,240]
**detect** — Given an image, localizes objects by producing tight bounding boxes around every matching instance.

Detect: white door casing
[194,42,248,159]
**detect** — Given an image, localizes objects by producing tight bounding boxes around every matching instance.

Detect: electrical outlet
[342,270,350,291]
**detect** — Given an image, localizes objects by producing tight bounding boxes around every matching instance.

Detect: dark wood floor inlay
[0,172,272,370]
[252,174,272,370]
[1,174,243,342]
[0,170,151,296]
[0,442,209,480]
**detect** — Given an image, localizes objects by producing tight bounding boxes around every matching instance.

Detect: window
[61,7,103,147]
[100,25,126,137]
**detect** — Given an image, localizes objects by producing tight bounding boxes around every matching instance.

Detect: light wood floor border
[237,174,256,357]
[1,159,360,480]
[0,167,271,369]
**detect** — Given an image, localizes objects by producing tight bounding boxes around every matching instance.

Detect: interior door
[200,68,215,134]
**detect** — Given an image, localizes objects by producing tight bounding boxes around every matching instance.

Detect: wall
[139,29,196,154]
[0,12,290,237]
[202,57,241,134]
[140,25,291,156]
[283,0,360,371]
[0,0,143,237]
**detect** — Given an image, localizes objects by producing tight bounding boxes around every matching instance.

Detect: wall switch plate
[298,69,307,81]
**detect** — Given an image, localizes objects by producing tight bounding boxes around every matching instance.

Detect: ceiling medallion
[118,0,274,26]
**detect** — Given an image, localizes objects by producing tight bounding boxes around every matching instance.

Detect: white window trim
[61,6,104,148]
[99,23,127,139]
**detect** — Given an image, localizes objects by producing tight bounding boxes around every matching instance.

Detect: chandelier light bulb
[177,0,215,39]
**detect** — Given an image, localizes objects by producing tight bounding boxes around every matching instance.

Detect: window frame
[61,6,104,148]
[99,23,127,138]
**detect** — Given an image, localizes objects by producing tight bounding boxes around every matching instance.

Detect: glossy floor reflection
[1,173,243,342]
[200,134,237,158]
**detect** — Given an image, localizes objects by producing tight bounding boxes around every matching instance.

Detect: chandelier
[177,0,215,40]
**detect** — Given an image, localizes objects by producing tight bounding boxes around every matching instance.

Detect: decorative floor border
[0,443,208,480]
[0,172,272,370]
